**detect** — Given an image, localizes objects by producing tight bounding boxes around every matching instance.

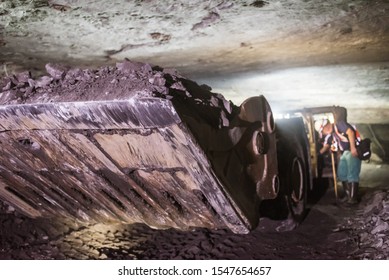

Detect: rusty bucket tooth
[0,98,256,234]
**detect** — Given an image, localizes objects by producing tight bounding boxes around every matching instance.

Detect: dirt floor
[0,162,388,260]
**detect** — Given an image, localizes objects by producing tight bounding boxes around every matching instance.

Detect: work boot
[341,181,349,201]
[347,182,359,205]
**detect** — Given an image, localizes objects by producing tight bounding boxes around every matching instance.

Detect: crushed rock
[0,60,236,131]
[345,190,389,259]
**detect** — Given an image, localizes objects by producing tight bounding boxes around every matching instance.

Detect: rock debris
[345,190,389,259]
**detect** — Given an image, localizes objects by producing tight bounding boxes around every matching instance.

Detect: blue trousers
[337,150,361,183]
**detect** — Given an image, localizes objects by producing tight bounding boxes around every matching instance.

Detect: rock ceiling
[0,0,388,123]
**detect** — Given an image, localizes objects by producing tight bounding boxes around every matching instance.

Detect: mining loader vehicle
[0,62,332,234]
[281,106,346,181]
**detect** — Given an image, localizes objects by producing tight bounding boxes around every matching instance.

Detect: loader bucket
[0,62,279,234]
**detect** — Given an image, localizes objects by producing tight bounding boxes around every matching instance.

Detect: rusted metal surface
[0,91,280,234]
[0,98,261,233]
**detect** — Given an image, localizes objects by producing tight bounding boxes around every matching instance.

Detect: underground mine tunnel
[0,0,388,259]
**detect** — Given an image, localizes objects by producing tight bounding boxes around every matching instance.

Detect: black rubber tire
[279,150,307,222]
[277,117,310,223]
[259,117,310,225]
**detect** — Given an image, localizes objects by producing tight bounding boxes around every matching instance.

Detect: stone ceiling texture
[0,0,388,123]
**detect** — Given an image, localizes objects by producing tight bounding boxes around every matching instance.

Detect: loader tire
[279,150,307,222]
[276,117,310,223]
[259,117,310,226]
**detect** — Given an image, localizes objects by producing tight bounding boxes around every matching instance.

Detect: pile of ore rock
[0,60,236,131]
[347,190,389,259]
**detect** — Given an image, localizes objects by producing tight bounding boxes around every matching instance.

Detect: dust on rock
[0,60,235,130]
[346,189,389,259]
